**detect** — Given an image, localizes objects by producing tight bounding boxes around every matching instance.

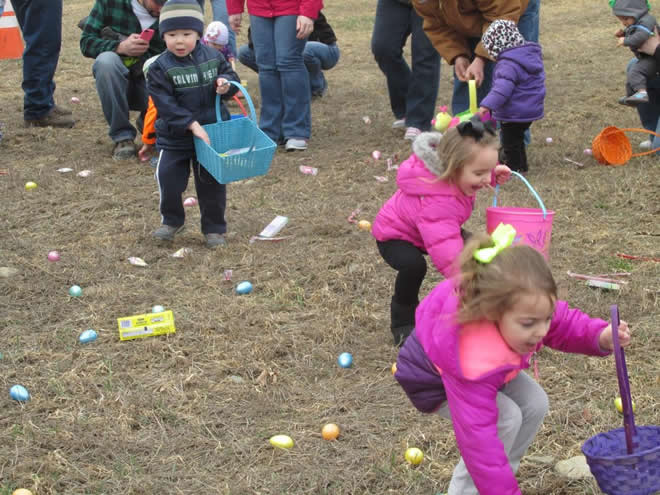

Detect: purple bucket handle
[610,305,637,454]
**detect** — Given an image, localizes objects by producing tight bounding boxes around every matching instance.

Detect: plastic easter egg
[24,181,37,191]
[183,197,198,207]
[269,434,294,449]
[236,281,253,295]
[372,150,381,160]
[12,489,34,495]
[358,220,372,232]
[71,96,80,104]
[584,148,593,155]
[337,352,353,368]
[47,250,61,262]
[322,423,340,441]
[152,305,165,313]
[391,362,397,375]
[10,385,30,402]
[545,137,553,144]
[405,447,424,465]
[614,397,636,414]
[69,285,82,297]
[79,329,97,344]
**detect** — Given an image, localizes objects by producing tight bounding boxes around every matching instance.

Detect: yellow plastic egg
[391,362,397,375]
[405,447,424,465]
[321,423,340,441]
[614,397,636,414]
[24,181,37,191]
[13,489,34,495]
[358,220,372,231]
[269,434,294,449]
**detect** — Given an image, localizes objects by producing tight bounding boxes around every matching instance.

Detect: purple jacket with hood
[371,133,480,278]
[395,279,610,495]
[480,42,546,123]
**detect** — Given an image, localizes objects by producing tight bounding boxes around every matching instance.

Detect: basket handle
[610,305,636,454]
[615,128,660,158]
[468,79,477,115]
[215,80,258,152]
[492,171,548,218]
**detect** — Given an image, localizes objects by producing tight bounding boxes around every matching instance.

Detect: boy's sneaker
[205,233,226,248]
[153,224,184,241]
[404,127,422,141]
[392,118,406,129]
[285,138,307,151]
[113,140,136,160]
[639,139,652,150]
[619,90,649,106]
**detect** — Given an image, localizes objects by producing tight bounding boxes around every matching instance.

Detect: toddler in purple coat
[478,19,546,173]
[395,226,632,495]
[372,118,511,345]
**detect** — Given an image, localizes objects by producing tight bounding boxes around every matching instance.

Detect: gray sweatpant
[438,371,549,495]
[627,55,658,94]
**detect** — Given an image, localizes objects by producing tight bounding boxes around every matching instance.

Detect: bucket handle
[610,305,637,454]
[214,80,258,152]
[612,128,660,158]
[492,171,548,219]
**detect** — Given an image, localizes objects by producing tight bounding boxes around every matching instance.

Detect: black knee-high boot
[390,297,418,346]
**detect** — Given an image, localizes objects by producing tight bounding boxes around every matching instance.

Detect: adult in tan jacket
[413,0,540,117]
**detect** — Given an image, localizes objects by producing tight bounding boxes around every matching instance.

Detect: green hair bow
[474,223,517,263]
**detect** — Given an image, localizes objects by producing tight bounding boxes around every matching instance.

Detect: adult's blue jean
[12,0,62,120]
[238,41,340,95]
[451,0,540,115]
[250,15,310,141]
[92,52,148,143]
[371,0,440,131]
[202,0,237,56]
[632,58,660,156]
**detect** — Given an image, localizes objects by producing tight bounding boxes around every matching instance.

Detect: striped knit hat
[159,0,205,37]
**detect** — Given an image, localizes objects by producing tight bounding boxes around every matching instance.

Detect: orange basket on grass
[592,126,660,166]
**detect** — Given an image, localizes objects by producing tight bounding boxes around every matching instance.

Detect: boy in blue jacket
[147,0,239,248]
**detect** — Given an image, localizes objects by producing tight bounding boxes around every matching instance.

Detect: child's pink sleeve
[542,301,610,356]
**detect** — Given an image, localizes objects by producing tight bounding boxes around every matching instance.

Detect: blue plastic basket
[194,81,276,184]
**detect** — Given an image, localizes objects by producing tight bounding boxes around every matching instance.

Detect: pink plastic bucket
[486,172,554,259]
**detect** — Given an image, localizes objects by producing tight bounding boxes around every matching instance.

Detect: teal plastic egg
[79,329,97,344]
[236,281,253,295]
[10,385,30,402]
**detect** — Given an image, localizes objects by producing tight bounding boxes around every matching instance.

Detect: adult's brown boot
[25,108,75,128]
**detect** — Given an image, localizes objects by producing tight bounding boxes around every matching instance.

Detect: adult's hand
[466,57,486,86]
[229,14,242,34]
[454,56,470,81]
[296,15,313,39]
[639,29,660,56]
[116,34,149,57]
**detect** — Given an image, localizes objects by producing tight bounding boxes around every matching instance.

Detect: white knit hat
[203,21,229,46]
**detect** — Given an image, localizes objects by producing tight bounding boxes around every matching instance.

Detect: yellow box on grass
[117,310,175,341]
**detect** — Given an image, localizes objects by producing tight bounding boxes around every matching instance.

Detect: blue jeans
[238,41,340,95]
[202,0,237,56]
[12,0,62,120]
[452,0,540,115]
[371,0,440,131]
[250,15,310,141]
[632,59,660,155]
[92,52,148,143]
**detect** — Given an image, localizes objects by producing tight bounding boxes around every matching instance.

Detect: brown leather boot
[25,108,75,128]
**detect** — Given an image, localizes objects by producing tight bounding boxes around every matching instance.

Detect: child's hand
[599,320,631,351]
[138,143,154,162]
[617,37,626,47]
[216,78,230,95]
[494,164,512,184]
[614,29,625,38]
[188,121,210,145]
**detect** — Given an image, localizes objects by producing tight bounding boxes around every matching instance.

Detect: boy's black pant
[500,121,532,172]
[156,149,227,234]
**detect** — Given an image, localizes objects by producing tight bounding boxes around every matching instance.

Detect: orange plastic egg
[321,423,340,441]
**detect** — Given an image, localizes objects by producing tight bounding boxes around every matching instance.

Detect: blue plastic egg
[79,329,98,344]
[338,352,353,368]
[152,305,165,313]
[69,285,82,297]
[10,385,30,402]
[236,281,253,295]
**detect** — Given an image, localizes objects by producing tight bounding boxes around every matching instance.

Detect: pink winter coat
[413,279,610,495]
[371,132,479,278]
[226,0,322,19]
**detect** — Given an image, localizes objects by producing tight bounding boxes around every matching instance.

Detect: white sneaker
[639,139,652,150]
[404,127,422,141]
[392,118,406,129]
[285,138,307,151]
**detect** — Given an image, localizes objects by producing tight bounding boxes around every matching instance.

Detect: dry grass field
[1,0,658,493]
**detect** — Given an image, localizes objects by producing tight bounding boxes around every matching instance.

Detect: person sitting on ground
[237,12,339,98]
[611,0,659,106]
[80,0,175,161]
[147,0,239,248]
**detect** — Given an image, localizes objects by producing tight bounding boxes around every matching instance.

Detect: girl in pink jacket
[372,117,511,345]
[395,226,632,495]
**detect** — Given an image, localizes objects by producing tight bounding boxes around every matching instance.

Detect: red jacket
[227,0,322,20]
